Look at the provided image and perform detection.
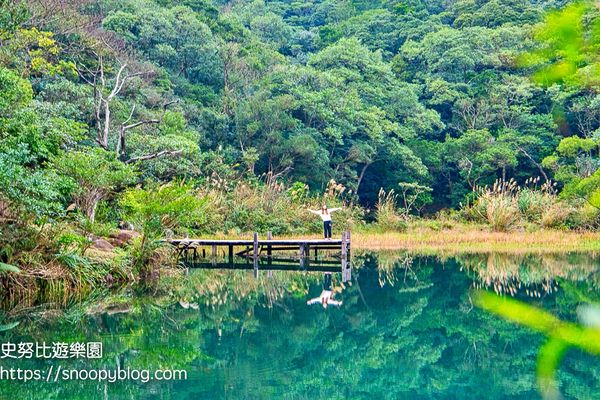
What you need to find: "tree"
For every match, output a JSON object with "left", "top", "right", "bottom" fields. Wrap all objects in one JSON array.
[
  {"left": 53, "top": 148, "right": 137, "bottom": 222},
  {"left": 120, "top": 182, "right": 208, "bottom": 273},
  {"left": 76, "top": 54, "right": 186, "bottom": 165},
  {"left": 444, "top": 129, "right": 518, "bottom": 191},
  {"left": 0, "top": 66, "right": 32, "bottom": 116}
]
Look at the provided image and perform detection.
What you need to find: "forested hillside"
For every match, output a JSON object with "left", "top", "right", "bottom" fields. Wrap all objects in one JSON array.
[{"left": 2, "top": 0, "right": 600, "bottom": 279}]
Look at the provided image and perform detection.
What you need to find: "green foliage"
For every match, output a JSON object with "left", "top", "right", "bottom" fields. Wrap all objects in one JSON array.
[
  {"left": 53, "top": 148, "right": 137, "bottom": 222},
  {"left": 120, "top": 181, "right": 208, "bottom": 237},
  {"left": 475, "top": 290, "right": 600, "bottom": 399},
  {"left": 0, "top": 66, "right": 32, "bottom": 115},
  {"left": 444, "top": 129, "right": 518, "bottom": 189},
  {"left": 556, "top": 136, "right": 596, "bottom": 158},
  {"left": 0, "top": 27, "right": 76, "bottom": 77},
  {"left": 0, "top": 147, "right": 72, "bottom": 220},
  {"left": 0, "top": 0, "right": 29, "bottom": 40},
  {"left": 120, "top": 181, "right": 208, "bottom": 273},
  {"left": 0, "top": 262, "right": 20, "bottom": 274},
  {"left": 519, "top": 1, "right": 600, "bottom": 88}
]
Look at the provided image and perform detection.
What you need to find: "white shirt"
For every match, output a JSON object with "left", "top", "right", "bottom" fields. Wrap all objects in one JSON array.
[
  {"left": 307, "top": 291, "right": 343, "bottom": 308},
  {"left": 309, "top": 208, "right": 341, "bottom": 221}
]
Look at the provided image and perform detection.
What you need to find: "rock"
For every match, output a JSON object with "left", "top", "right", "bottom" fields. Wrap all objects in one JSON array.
[
  {"left": 93, "top": 238, "right": 114, "bottom": 251},
  {"left": 108, "top": 230, "right": 140, "bottom": 247}
]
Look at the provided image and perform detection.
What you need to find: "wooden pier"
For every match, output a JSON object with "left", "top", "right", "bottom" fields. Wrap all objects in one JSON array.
[
  {"left": 168, "top": 231, "right": 350, "bottom": 260},
  {"left": 167, "top": 231, "right": 351, "bottom": 280}
]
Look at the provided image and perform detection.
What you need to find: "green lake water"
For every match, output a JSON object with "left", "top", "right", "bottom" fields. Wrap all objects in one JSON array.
[{"left": 0, "top": 252, "right": 599, "bottom": 399}]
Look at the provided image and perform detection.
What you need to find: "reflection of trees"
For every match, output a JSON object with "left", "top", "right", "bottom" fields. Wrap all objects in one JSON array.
[
  {"left": 454, "top": 253, "right": 599, "bottom": 298},
  {"left": 0, "top": 254, "right": 598, "bottom": 399}
]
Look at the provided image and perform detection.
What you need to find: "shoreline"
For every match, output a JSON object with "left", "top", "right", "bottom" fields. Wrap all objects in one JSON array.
[
  {"left": 278, "top": 226, "right": 600, "bottom": 255},
  {"left": 2, "top": 226, "right": 599, "bottom": 311}
]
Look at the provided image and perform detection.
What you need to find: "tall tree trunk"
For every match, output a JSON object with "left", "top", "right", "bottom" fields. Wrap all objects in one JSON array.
[{"left": 356, "top": 162, "right": 372, "bottom": 194}]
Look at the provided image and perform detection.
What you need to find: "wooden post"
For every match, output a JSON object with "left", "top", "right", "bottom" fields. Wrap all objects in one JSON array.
[
  {"left": 347, "top": 230, "right": 351, "bottom": 257},
  {"left": 228, "top": 244, "right": 233, "bottom": 263},
  {"left": 267, "top": 231, "right": 272, "bottom": 258},
  {"left": 202, "top": 248, "right": 206, "bottom": 258},
  {"left": 342, "top": 260, "right": 350, "bottom": 283},
  {"left": 266, "top": 231, "right": 273, "bottom": 274},
  {"left": 299, "top": 244, "right": 305, "bottom": 269},
  {"left": 253, "top": 232, "right": 259, "bottom": 276},
  {"left": 342, "top": 231, "right": 350, "bottom": 282}
]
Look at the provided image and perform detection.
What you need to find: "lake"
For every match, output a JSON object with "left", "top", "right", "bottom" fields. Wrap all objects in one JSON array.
[{"left": 0, "top": 252, "right": 598, "bottom": 399}]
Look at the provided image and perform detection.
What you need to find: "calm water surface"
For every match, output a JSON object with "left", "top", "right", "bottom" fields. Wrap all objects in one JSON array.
[{"left": 1, "top": 252, "right": 599, "bottom": 399}]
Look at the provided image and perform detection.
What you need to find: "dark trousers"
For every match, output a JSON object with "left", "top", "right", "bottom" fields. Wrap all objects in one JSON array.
[
  {"left": 323, "top": 220, "right": 332, "bottom": 238},
  {"left": 323, "top": 272, "right": 332, "bottom": 290}
]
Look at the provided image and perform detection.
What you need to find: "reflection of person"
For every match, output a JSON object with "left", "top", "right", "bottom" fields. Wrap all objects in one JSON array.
[
  {"left": 307, "top": 272, "right": 342, "bottom": 308},
  {"left": 308, "top": 205, "right": 341, "bottom": 239}
]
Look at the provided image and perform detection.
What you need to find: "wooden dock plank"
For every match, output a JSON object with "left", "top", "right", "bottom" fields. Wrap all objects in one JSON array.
[{"left": 168, "top": 239, "right": 343, "bottom": 246}]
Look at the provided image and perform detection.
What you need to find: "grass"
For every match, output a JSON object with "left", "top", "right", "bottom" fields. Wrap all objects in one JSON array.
[
  {"left": 256, "top": 222, "right": 600, "bottom": 254},
  {"left": 349, "top": 224, "right": 600, "bottom": 254}
]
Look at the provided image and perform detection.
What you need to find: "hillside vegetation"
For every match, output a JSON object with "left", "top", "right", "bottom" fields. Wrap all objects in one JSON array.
[{"left": 2, "top": 0, "right": 600, "bottom": 288}]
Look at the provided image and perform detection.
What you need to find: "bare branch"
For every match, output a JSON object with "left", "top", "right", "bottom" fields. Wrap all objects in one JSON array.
[
  {"left": 125, "top": 150, "right": 184, "bottom": 164},
  {"left": 116, "top": 100, "right": 178, "bottom": 157}
]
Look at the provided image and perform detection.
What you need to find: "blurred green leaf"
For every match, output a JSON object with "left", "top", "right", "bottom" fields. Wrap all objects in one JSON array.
[
  {"left": 474, "top": 290, "right": 600, "bottom": 399},
  {"left": 0, "top": 262, "right": 20, "bottom": 274},
  {"left": 0, "top": 321, "right": 19, "bottom": 331}
]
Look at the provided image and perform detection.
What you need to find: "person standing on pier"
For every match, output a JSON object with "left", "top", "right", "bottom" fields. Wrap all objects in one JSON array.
[{"left": 308, "top": 205, "right": 341, "bottom": 239}]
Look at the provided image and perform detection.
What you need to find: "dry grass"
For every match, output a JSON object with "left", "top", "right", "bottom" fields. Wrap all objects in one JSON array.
[{"left": 349, "top": 224, "right": 600, "bottom": 254}]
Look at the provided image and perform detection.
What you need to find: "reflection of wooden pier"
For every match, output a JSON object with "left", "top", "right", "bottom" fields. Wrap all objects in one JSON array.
[{"left": 167, "top": 231, "right": 351, "bottom": 281}]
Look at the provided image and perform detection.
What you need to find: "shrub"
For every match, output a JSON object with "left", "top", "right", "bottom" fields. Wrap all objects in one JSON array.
[
  {"left": 120, "top": 182, "right": 208, "bottom": 275},
  {"left": 540, "top": 203, "right": 574, "bottom": 229},
  {"left": 199, "top": 177, "right": 362, "bottom": 236},
  {"left": 375, "top": 189, "right": 407, "bottom": 231},
  {"left": 472, "top": 179, "right": 520, "bottom": 232},
  {"left": 517, "top": 178, "right": 559, "bottom": 222},
  {"left": 463, "top": 178, "right": 581, "bottom": 231}
]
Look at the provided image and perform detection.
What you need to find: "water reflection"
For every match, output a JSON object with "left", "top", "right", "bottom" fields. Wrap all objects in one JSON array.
[
  {"left": 0, "top": 252, "right": 598, "bottom": 399},
  {"left": 454, "top": 253, "right": 600, "bottom": 297},
  {"left": 307, "top": 273, "right": 343, "bottom": 308}
]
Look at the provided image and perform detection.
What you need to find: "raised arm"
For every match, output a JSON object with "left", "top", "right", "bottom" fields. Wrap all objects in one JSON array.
[
  {"left": 307, "top": 209, "right": 320, "bottom": 215},
  {"left": 307, "top": 297, "right": 321, "bottom": 305},
  {"left": 327, "top": 299, "right": 343, "bottom": 307},
  {"left": 328, "top": 207, "right": 342, "bottom": 213}
]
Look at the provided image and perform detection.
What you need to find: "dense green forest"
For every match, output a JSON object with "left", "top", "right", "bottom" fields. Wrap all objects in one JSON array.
[{"left": 2, "top": 0, "right": 600, "bottom": 279}]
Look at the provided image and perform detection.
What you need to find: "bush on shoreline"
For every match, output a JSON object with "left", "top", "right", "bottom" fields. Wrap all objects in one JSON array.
[{"left": 461, "top": 178, "right": 599, "bottom": 231}]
